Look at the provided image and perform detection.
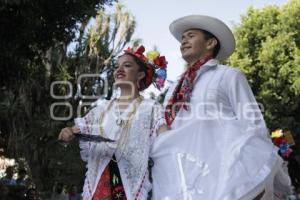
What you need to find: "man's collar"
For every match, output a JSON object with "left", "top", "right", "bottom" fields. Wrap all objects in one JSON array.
[
  {"left": 196, "top": 58, "right": 218, "bottom": 77},
  {"left": 175, "top": 58, "right": 218, "bottom": 81},
  {"left": 202, "top": 58, "right": 218, "bottom": 67}
]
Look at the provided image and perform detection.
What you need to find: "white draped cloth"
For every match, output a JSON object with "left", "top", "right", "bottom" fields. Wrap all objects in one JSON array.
[
  {"left": 151, "top": 120, "right": 290, "bottom": 200},
  {"left": 151, "top": 59, "right": 292, "bottom": 200}
]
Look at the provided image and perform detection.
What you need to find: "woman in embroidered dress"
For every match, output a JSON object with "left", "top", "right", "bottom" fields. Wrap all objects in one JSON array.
[{"left": 58, "top": 45, "right": 168, "bottom": 200}]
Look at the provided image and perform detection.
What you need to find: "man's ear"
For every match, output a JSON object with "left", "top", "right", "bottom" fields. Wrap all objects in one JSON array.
[{"left": 206, "top": 37, "right": 218, "bottom": 51}]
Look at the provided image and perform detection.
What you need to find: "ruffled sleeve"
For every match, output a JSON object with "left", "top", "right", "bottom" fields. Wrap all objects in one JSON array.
[
  {"left": 74, "top": 108, "right": 96, "bottom": 162},
  {"left": 217, "top": 125, "right": 291, "bottom": 200},
  {"left": 150, "top": 102, "right": 167, "bottom": 142},
  {"left": 74, "top": 100, "right": 106, "bottom": 162},
  {"left": 74, "top": 112, "right": 94, "bottom": 135},
  {"left": 221, "top": 68, "right": 268, "bottom": 135}
]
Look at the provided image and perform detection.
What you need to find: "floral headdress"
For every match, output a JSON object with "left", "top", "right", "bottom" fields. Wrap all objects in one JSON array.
[
  {"left": 271, "top": 129, "right": 293, "bottom": 158},
  {"left": 123, "top": 45, "right": 167, "bottom": 90}
]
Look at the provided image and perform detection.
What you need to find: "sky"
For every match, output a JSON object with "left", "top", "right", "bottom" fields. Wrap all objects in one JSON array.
[
  {"left": 117, "top": 0, "right": 288, "bottom": 82},
  {"left": 68, "top": 0, "right": 288, "bottom": 96}
]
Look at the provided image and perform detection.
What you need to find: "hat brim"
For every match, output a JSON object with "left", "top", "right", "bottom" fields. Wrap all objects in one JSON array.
[{"left": 169, "top": 15, "right": 235, "bottom": 60}]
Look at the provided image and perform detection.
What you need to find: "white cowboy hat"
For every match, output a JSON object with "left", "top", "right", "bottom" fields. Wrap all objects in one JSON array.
[{"left": 169, "top": 15, "right": 235, "bottom": 60}]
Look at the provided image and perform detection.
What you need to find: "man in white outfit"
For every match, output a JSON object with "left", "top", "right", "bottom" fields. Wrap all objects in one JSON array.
[{"left": 151, "top": 15, "right": 292, "bottom": 200}]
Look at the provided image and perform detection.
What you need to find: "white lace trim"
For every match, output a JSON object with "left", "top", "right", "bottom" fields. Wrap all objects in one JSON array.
[{"left": 75, "top": 99, "right": 164, "bottom": 200}]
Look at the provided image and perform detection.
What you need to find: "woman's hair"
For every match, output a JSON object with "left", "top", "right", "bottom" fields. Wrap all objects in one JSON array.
[{"left": 122, "top": 53, "right": 153, "bottom": 91}]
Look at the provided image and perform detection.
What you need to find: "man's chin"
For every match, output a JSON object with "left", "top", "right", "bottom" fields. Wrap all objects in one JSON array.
[{"left": 181, "top": 54, "right": 194, "bottom": 64}]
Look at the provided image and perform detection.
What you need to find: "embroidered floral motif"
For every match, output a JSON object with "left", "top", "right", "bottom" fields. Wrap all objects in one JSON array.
[{"left": 165, "top": 56, "right": 212, "bottom": 126}]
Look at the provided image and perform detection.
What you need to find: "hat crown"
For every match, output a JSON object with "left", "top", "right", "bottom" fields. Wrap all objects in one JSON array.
[{"left": 169, "top": 15, "right": 235, "bottom": 60}]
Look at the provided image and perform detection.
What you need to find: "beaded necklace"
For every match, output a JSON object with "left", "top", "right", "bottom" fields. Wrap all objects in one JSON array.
[{"left": 98, "top": 96, "right": 144, "bottom": 162}]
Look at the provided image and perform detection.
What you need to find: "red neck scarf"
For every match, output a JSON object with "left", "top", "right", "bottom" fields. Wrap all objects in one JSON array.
[{"left": 165, "top": 56, "right": 212, "bottom": 126}]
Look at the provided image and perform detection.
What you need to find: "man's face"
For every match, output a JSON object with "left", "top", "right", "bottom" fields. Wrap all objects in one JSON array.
[{"left": 180, "top": 29, "right": 212, "bottom": 64}]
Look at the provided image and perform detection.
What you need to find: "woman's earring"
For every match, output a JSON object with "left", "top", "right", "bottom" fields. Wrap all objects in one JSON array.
[{"left": 136, "top": 81, "right": 140, "bottom": 90}]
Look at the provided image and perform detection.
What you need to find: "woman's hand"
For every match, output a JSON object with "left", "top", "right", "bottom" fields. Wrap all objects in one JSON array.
[{"left": 58, "top": 126, "right": 80, "bottom": 142}]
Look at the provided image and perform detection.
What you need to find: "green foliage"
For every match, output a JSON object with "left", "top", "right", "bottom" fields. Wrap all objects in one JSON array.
[
  {"left": 229, "top": 0, "right": 300, "bottom": 134},
  {"left": 0, "top": 1, "right": 137, "bottom": 194},
  {"left": 79, "top": 2, "right": 137, "bottom": 99},
  {"left": 0, "top": 0, "right": 125, "bottom": 194},
  {"left": 0, "top": 0, "right": 115, "bottom": 86}
]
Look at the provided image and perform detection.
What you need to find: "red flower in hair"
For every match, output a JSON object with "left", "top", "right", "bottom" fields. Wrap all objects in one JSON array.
[
  {"left": 272, "top": 136, "right": 286, "bottom": 146},
  {"left": 122, "top": 45, "right": 168, "bottom": 90},
  {"left": 154, "top": 56, "right": 168, "bottom": 68},
  {"left": 123, "top": 45, "right": 147, "bottom": 62}
]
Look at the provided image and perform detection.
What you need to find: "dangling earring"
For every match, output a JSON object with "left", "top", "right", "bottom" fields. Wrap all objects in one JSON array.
[{"left": 136, "top": 80, "right": 140, "bottom": 90}]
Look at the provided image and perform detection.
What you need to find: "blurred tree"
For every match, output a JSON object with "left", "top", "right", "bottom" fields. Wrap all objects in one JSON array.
[
  {"left": 0, "top": 0, "right": 114, "bottom": 87},
  {"left": 81, "top": 2, "right": 137, "bottom": 99},
  {"left": 228, "top": 0, "right": 300, "bottom": 136},
  {"left": 0, "top": 0, "right": 141, "bottom": 194}
]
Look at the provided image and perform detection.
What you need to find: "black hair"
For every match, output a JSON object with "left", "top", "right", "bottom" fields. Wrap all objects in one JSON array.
[{"left": 201, "top": 29, "right": 221, "bottom": 58}]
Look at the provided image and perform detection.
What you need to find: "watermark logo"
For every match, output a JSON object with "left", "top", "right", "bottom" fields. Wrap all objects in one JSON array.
[
  {"left": 50, "top": 73, "right": 109, "bottom": 120},
  {"left": 50, "top": 74, "right": 266, "bottom": 123}
]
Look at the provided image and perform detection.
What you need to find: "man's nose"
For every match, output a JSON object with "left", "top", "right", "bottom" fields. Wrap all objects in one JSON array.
[{"left": 181, "top": 38, "right": 188, "bottom": 47}]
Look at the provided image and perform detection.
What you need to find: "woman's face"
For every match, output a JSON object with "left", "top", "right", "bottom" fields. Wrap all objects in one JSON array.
[{"left": 113, "top": 54, "right": 145, "bottom": 90}]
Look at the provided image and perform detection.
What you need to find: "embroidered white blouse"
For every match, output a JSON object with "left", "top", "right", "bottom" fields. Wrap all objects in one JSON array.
[
  {"left": 75, "top": 98, "right": 165, "bottom": 200},
  {"left": 151, "top": 59, "right": 292, "bottom": 200}
]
